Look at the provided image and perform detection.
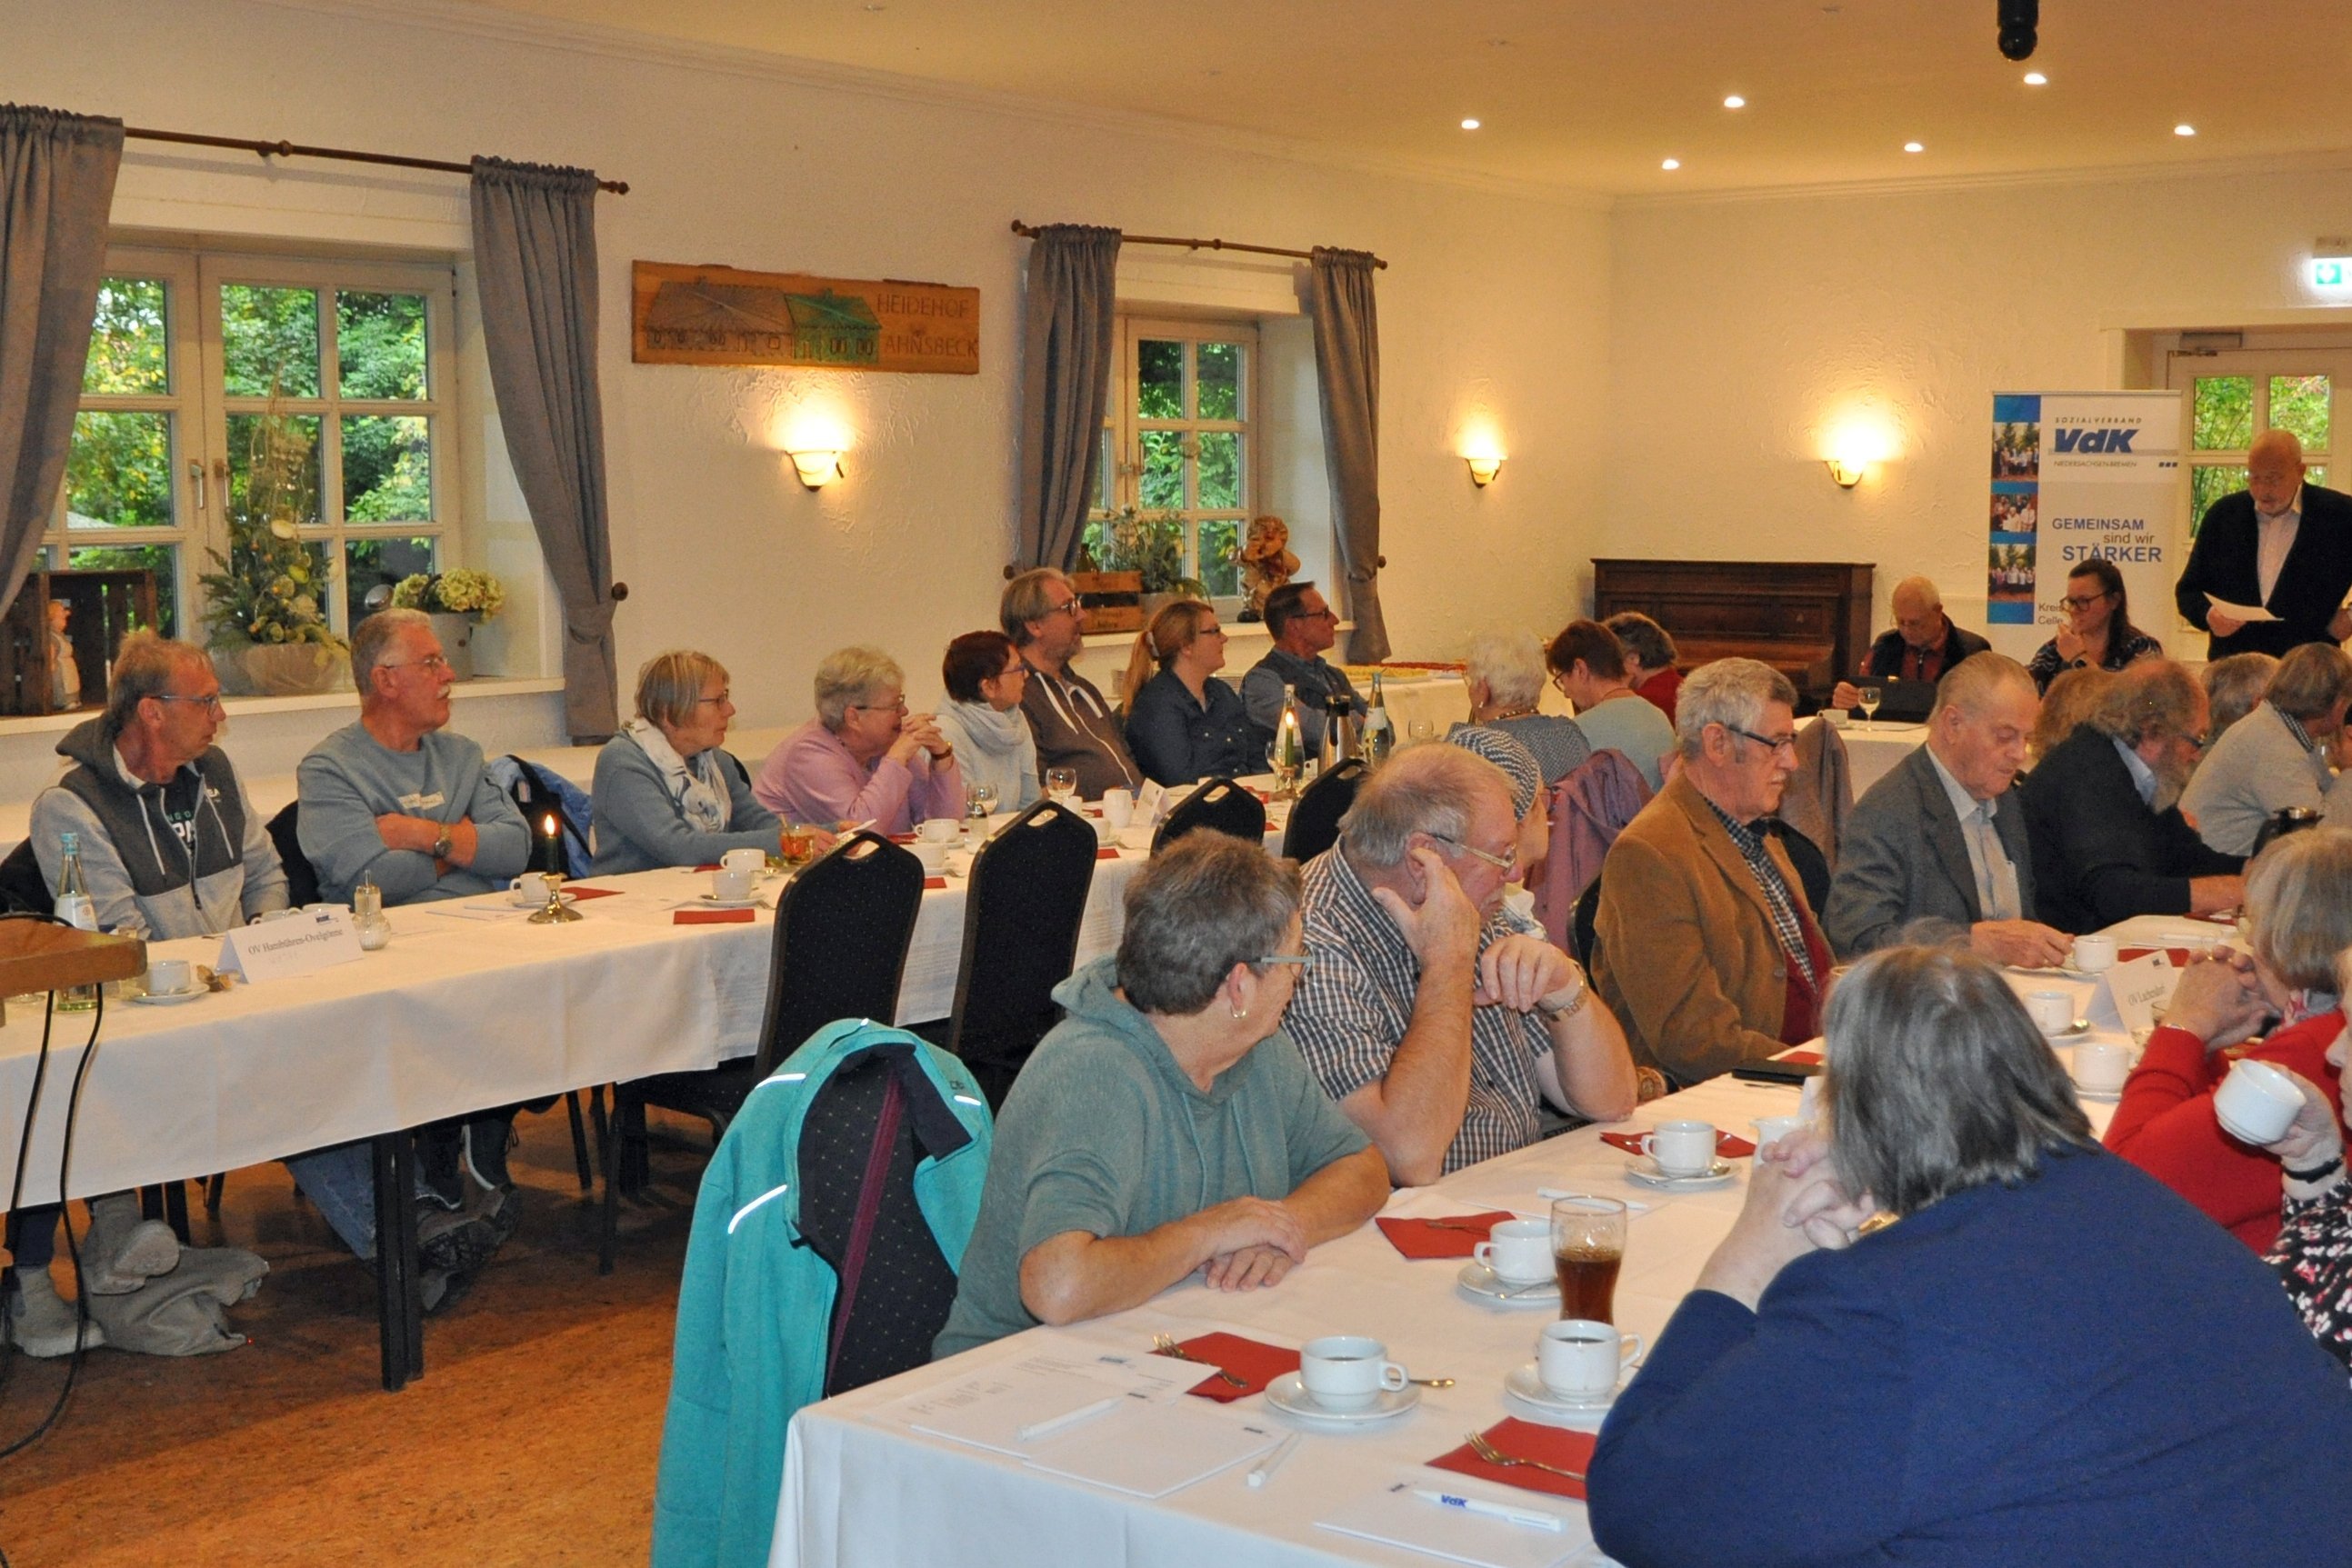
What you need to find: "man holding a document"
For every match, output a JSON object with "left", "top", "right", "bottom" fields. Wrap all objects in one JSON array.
[{"left": 2174, "top": 428, "right": 2352, "bottom": 657}]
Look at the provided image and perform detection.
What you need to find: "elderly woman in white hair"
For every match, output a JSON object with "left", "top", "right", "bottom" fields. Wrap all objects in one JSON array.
[
  {"left": 593, "top": 650, "right": 786, "bottom": 874},
  {"left": 754, "top": 645, "right": 964, "bottom": 835},
  {"left": 1456, "top": 628, "right": 1590, "bottom": 784}
]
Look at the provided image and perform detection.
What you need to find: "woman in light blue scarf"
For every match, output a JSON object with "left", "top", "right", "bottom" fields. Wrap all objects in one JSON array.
[
  {"left": 592, "top": 650, "right": 782, "bottom": 874},
  {"left": 933, "top": 630, "right": 1041, "bottom": 814}
]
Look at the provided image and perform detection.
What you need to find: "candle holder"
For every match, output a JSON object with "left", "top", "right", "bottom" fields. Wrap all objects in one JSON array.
[{"left": 528, "top": 871, "right": 585, "bottom": 924}]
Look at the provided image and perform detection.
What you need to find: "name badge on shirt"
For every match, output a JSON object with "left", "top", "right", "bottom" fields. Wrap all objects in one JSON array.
[{"left": 397, "top": 791, "right": 445, "bottom": 813}]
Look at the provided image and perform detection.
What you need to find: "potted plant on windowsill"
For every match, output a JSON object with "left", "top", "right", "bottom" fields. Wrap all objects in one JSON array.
[
  {"left": 199, "top": 404, "right": 350, "bottom": 696},
  {"left": 1083, "top": 507, "right": 1206, "bottom": 621},
  {"left": 389, "top": 569, "right": 505, "bottom": 682}
]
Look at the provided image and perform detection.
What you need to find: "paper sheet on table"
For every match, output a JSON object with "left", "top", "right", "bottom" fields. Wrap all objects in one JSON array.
[
  {"left": 419, "top": 901, "right": 538, "bottom": 922},
  {"left": 1317, "top": 1477, "right": 1582, "bottom": 1568},
  {"left": 1021, "top": 1398, "right": 1282, "bottom": 1498},
  {"left": 895, "top": 1350, "right": 1184, "bottom": 1457},
  {"left": 2205, "top": 594, "right": 2278, "bottom": 623}
]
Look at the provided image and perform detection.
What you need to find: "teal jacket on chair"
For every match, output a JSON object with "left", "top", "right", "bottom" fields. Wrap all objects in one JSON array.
[{"left": 650, "top": 1020, "right": 994, "bottom": 1568}]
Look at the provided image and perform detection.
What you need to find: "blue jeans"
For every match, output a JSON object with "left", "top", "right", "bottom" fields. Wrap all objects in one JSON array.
[{"left": 283, "top": 1143, "right": 383, "bottom": 1261}]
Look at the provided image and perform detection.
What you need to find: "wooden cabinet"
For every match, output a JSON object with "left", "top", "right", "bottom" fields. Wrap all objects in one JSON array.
[{"left": 1591, "top": 559, "right": 1873, "bottom": 703}]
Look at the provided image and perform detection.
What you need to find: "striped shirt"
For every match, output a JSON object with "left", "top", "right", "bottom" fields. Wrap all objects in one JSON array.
[
  {"left": 1701, "top": 797, "right": 1818, "bottom": 989},
  {"left": 1286, "top": 848, "right": 1556, "bottom": 1174}
]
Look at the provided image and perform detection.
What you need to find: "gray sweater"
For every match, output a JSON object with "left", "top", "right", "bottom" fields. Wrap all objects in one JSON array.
[
  {"left": 2178, "top": 701, "right": 2352, "bottom": 856},
  {"left": 295, "top": 721, "right": 530, "bottom": 904},
  {"left": 589, "top": 733, "right": 778, "bottom": 875}
]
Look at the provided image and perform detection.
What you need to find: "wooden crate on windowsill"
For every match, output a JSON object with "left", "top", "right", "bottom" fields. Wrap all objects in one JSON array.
[{"left": 1070, "top": 570, "right": 1143, "bottom": 634}]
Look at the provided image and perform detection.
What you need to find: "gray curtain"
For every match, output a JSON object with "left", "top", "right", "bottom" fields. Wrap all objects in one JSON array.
[
  {"left": 1306, "top": 247, "right": 1388, "bottom": 662},
  {"left": 0, "top": 105, "right": 123, "bottom": 622},
  {"left": 469, "top": 156, "right": 618, "bottom": 741},
  {"left": 1014, "top": 224, "right": 1120, "bottom": 574}
]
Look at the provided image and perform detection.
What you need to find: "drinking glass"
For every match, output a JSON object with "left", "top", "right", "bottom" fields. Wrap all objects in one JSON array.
[
  {"left": 1265, "top": 742, "right": 1300, "bottom": 800},
  {"left": 1045, "top": 767, "right": 1079, "bottom": 806},
  {"left": 1550, "top": 1194, "right": 1628, "bottom": 1323},
  {"left": 1857, "top": 684, "right": 1882, "bottom": 729},
  {"left": 779, "top": 824, "right": 816, "bottom": 869},
  {"left": 1407, "top": 718, "right": 1435, "bottom": 743},
  {"left": 965, "top": 781, "right": 999, "bottom": 821}
]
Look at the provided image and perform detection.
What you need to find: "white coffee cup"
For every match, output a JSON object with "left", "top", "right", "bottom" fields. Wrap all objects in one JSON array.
[
  {"left": 2071, "top": 934, "right": 2117, "bottom": 973},
  {"left": 2024, "top": 990, "right": 2074, "bottom": 1035},
  {"left": 912, "top": 840, "right": 951, "bottom": 874},
  {"left": 1298, "top": 1334, "right": 1407, "bottom": 1412},
  {"left": 1639, "top": 1119, "right": 1718, "bottom": 1177},
  {"left": 720, "top": 847, "right": 766, "bottom": 874},
  {"left": 1536, "top": 1319, "right": 1646, "bottom": 1401},
  {"left": 916, "top": 818, "right": 959, "bottom": 844},
  {"left": 145, "top": 958, "right": 194, "bottom": 995},
  {"left": 508, "top": 872, "right": 557, "bottom": 906},
  {"left": 1473, "top": 1217, "right": 1552, "bottom": 1284},
  {"left": 2071, "top": 1039, "right": 2131, "bottom": 1095},
  {"left": 1751, "top": 1114, "right": 1806, "bottom": 1153},
  {"left": 1101, "top": 788, "right": 1136, "bottom": 829},
  {"left": 712, "top": 866, "right": 755, "bottom": 902},
  {"left": 2214, "top": 1058, "right": 2305, "bottom": 1145}
]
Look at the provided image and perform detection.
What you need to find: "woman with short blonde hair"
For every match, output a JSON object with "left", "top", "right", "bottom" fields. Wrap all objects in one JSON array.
[
  {"left": 592, "top": 650, "right": 783, "bottom": 874},
  {"left": 1120, "top": 599, "right": 1256, "bottom": 787}
]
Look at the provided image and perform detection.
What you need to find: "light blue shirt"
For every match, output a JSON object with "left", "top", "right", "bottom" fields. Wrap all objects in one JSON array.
[{"left": 2111, "top": 736, "right": 2158, "bottom": 807}]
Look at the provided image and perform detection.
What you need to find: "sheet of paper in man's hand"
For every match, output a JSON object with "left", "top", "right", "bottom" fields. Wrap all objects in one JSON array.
[{"left": 2205, "top": 594, "right": 2278, "bottom": 624}]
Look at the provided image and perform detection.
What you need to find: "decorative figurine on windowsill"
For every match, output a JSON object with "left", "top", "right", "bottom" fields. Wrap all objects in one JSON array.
[
  {"left": 1237, "top": 514, "right": 1298, "bottom": 622},
  {"left": 48, "top": 599, "right": 81, "bottom": 712}
]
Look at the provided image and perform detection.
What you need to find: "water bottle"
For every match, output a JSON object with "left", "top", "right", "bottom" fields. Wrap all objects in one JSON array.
[
  {"left": 54, "top": 831, "right": 98, "bottom": 1012},
  {"left": 1360, "top": 672, "right": 1396, "bottom": 767}
]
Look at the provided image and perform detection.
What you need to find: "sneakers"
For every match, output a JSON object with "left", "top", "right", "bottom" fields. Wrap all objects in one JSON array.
[
  {"left": 414, "top": 1125, "right": 468, "bottom": 1212},
  {"left": 4, "top": 1270, "right": 102, "bottom": 1358},
  {"left": 461, "top": 1116, "right": 516, "bottom": 1193},
  {"left": 421, "top": 1264, "right": 479, "bottom": 1317},
  {"left": 81, "top": 1193, "right": 181, "bottom": 1295},
  {"left": 415, "top": 1203, "right": 502, "bottom": 1276}
]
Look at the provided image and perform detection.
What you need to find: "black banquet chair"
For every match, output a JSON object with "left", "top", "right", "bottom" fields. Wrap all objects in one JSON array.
[
  {"left": 266, "top": 800, "right": 322, "bottom": 907},
  {"left": 941, "top": 798, "right": 1098, "bottom": 1108},
  {"left": 1279, "top": 757, "right": 1365, "bottom": 864},
  {"left": 602, "top": 830, "right": 926, "bottom": 1272},
  {"left": 1152, "top": 777, "right": 1267, "bottom": 854}
]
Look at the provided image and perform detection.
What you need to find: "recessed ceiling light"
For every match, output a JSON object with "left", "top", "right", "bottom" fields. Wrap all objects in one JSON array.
[
  {"left": 1723, "top": 95, "right": 1746, "bottom": 109},
  {"left": 1661, "top": 157, "right": 1681, "bottom": 170},
  {"left": 2023, "top": 71, "right": 2047, "bottom": 85},
  {"left": 1904, "top": 141, "right": 1924, "bottom": 154},
  {"left": 1461, "top": 117, "right": 1481, "bottom": 131},
  {"left": 2175, "top": 123, "right": 2197, "bottom": 136}
]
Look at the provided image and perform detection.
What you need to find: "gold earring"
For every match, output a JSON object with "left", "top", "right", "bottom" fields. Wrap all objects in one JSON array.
[{"left": 1231, "top": 1005, "right": 1248, "bottom": 1021}]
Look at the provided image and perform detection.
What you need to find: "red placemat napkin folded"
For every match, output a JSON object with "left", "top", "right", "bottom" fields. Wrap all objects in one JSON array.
[
  {"left": 1779, "top": 1049, "right": 1822, "bottom": 1065},
  {"left": 1096, "top": 846, "right": 1121, "bottom": 860},
  {"left": 675, "top": 908, "right": 755, "bottom": 924},
  {"left": 924, "top": 876, "right": 947, "bottom": 890},
  {"left": 1375, "top": 1209, "right": 1517, "bottom": 1260},
  {"left": 1429, "top": 1420, "right": 1596, "bottom": 1501},
  {"left": 1164, "top": 1332, "right": 1300, "bottom": 1402},
  {"left": 888, "top": 833, "right": 918, "bottom": 844},
  {"left": 2119, "top": 946, "right": 2193, "bottom": 966},
  {"left": 1599, "top": 1130, "right": 1756, "bottom": 1157},
  {"left": 692, "top": 863, "right": 722, "bottom": 873},
  {"left": 565, "top": 885, "right": 622, "bottom": 901}
]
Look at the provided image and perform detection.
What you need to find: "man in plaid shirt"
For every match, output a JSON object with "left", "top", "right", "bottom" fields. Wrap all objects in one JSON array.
[{"left": 1286, "top": 745, "right": 1638, "bottom": 1183}]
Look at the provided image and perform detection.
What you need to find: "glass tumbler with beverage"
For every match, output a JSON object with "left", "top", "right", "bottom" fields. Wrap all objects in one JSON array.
[{"left": 1550, "top": 1194, "right": 1628, "bottom": 1323}]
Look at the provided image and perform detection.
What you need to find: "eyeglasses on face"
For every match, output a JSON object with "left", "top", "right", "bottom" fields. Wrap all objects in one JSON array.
[
  {"left": 851, "top": 697, "right": 909, "bottom": 715},
  {"left": 1726, "top": 725, "right": 1799, "bottom": 757},
  {"left": 1041, "top": 596, "right": 1082, "bottom": 619},
  {"left": 692, "top": 689, "right": 732, "bottom": 706},
  {"left": 155, "top": 692, "right": 226, "bottom": 714},
  {"left": 381, "top": 654, "right": 452, "bottom": 674},
  {"left": 2060, "top": 593, "right": 2115, "bottom": 611},
  {"left": 1254, "top": 953, "right": 1314, "bottom": 972},
  {"left": 1424, "top": 831, "right": 1518, "bottom": 875}
]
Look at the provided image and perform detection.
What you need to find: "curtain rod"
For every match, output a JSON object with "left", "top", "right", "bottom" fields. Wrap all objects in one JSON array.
[
  {"left": 123, "top": 126, "right": 630, "bottom": 195},
  {"left": 1009, "top": 219, "right": 1384, "bottom": 269}
]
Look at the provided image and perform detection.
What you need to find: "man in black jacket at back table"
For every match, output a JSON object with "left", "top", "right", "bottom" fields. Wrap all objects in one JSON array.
[
  {"left": 2174, "top": 428, "right": 2352, "bottom": 657},
  {"left": 1829, "top": 576, "right": 1991, "bottom": 712}
]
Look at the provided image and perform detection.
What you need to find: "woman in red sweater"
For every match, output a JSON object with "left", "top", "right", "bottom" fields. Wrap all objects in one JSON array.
[{"left": 2106, "top": 828, "right": 2352, "bottom": 1252}]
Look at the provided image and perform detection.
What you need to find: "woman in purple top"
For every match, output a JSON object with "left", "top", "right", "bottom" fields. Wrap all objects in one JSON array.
[{"left": 753, "top": 645, "right": 964, "bottom": 834}]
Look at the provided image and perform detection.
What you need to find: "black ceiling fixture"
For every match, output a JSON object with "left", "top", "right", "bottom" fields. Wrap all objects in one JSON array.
[{"left": 1998, "top": 0, "right": 2039, "bottom": 60}]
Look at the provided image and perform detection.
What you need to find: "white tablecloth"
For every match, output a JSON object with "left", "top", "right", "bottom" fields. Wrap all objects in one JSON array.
[{"left": 1802, "top": 716, "right": 1924, "bottom": 799}]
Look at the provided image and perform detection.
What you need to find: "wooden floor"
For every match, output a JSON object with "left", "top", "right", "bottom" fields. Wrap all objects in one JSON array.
[{"left": 0, "top": 1108, "right": 712, "bottom": 1566}]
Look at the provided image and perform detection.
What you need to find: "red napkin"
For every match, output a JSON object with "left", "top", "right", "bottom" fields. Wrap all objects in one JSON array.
[
  {"left": 675, "top": 908, "right": 755, "bottom": 924},
  {"left": 1096, "top": 845, "right": 1121, "bottom": 860},
  {"left": 1375, "top": 1209, "right": 1517, "bottom": 1260},
  {"left": 924, "top": 876, "right": 947, "bottom": 890},
  {"left": 1779, "top": 1049, "right": 1822, "bottom": 1065},
  {"left": 888, "top": 833, "right": 918, "bottom": 844},
  {"left": 1600, "top": 1129, "right": 1755, "bottom": 1158},
  {"left": 2119, "top": 946, "right": 2193, "bottom": 966},
  {"left": 565, "top": 884, "right": 622, "bottom": 901},
  {"left": 1163, "top": 1332, "right": 1300, "bottom": 1402},
  {"left": 1429, "top": 1420, "right": 1596, "bottom": 1501},
  {"left": 692, "top": 863, "right": 722, "bottom": 873}
]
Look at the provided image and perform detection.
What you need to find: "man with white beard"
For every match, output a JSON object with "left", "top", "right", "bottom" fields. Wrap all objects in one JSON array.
[{"left": 2020, "top": 659, "right": 2246, "bottom": 932}]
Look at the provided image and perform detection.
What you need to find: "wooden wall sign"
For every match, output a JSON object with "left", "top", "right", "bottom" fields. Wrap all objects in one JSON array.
[{"left": 632, "top": 261, "right": 979, "bottom": 375}]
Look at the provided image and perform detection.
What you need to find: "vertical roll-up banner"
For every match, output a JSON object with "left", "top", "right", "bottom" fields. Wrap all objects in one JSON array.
[{"left": 1987, "top": 392, "right": 2187, "bottom": 664}]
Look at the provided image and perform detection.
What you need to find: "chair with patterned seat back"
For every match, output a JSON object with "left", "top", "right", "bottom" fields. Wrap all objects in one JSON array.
[
  {"left": 604, "top": 831, "right": 926, "bottom": 1272},
  {"left": 1151, "top": 777, "right": 1266, "bottom": 854},
  {"left": 1280, "top": 757, "right": 1365, "bottom": 864},
  {"left": 265, "top": 801, "right": 321, "bottom": 907},
  {"left": 944, "top": 798, "right": 1098, "bottom": 1108}
]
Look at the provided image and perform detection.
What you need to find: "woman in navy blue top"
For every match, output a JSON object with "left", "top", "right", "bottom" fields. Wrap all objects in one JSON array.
[
  {"left": 1589, "top": 945, "right": 2352, "bottom": 1568},
  {"left": 1119, "top": 600, "right": 1257, "bottom": 786}
]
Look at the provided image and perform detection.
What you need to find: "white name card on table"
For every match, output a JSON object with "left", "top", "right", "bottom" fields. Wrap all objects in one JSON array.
[
  {"left": 1134, "top": 780, "right": 1169, "bottom": 824},
  {"left": 217, "top": 906, "right": 365, "bottom": 984},
  {"left": 2096, "top": 950, "right": 2177, "bottom": 1036}
]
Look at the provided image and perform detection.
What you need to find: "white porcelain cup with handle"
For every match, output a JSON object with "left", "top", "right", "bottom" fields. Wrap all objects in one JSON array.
[
  {"left": 145, "top": 958, "right": 195, "bottom": 995},
  {"left": 508, "top": 872, "right": 557, "bottom": 906},
  {"left": 916, "top": 818, "right": 959, "bottom": 844},
  {"left": 2071, "top": 934, "right": 2117, "bottom": 973},
  {"left": 2071, "top": 1040, "right": 2131, "bottom": 1094},
  {"left": 1297, "top": 1334, "right": 1408, "bottom": 1412},
  {"left": 1751, "top": 1114, "right": 1807, "bottom": 1153},
  {"left": 1100, "top": 788, "right": 1136, "bottom": 829},
  {"left": 2025, "top": 990, "right": 2074, "bottom": 1035},
  {"left": 1472, "top": 1218, "right": 1552, "bottom": 1284},
  {"left": 2214, "top": 1058, "right": 2305, "bottom": 1145},
  {"left": 720, "top": 847, "right": 766, "bottom": 874},
  {"left": 712, "top": 866, "right": 756, "bottom": 902},
  {"left": 1639, "top": 1119, "right": 1718, "bottom": 1177},
  {"left": 1536, "top": 1319, "right": 1646, "bottom": 1401}
]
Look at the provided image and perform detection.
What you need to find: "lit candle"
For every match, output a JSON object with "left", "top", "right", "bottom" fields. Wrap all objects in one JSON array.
[{"left": 538, "top": 812, "right": 562, "bottom": 874}]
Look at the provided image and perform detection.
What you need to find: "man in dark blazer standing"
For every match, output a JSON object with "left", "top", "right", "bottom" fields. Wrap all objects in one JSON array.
[
  {"left": 1825, "top": 654, "right": 2071, "bottom": 964},
  {"left": 2174, "top": 428, "right": 2352, "bottom": 657}
]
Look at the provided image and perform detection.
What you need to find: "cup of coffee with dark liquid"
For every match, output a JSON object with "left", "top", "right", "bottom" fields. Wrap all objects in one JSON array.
[{"left": 1549, "top": 1194, "right": 1628, "bottom": 1323}]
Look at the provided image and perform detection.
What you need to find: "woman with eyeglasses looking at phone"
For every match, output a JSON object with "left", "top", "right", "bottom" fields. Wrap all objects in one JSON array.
[
  {"left": 2027, "top": 558, "right": 2163, "bottom": 694},
  {"left": 754, "top": 645, "right": 963, "bottom": 834}
]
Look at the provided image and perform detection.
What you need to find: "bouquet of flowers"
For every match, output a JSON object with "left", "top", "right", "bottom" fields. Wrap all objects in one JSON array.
[
  {"left": 198, "top": 404, "right": 343, "bottom": 650},
  {"left": 391, "top": 567, "right": 505, "bottom": 620}
]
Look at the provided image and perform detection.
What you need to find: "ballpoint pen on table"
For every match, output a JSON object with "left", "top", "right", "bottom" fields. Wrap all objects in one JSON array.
[
  {"left": 1246, "top": 1432, "right": 1301, "bottom": 1487},
  {"left": 1407, "top": 1486, "right": 1566, "bottom": 1533},
  {"left": 1015, "top": 1393, "right": 1124, "bottom": 1443}
]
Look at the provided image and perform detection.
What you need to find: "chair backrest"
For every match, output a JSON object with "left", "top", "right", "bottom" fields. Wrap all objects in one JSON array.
[
  {"left": 1535, "top": 749, "right": 1654, "bottom": 952},
  {"left": 1770, "top": 820, "right": 1834, "bottom": 917},
  {"left": 1152, "top": 777, "right": 1267, "bottom": 854},
  {"left": 0, "top": 839, "right": 50, "bottom": 915},
  {"left": 1779, "top": 719, "right": 1853, "bottom": 870},
  {"left": 265, "top": 801, "right": 321, "bottom": 906},
  {"left": 752, "top": 832, "right": 926, "bottom": 1077},
  {"left": 496, "top": 755, "right": 595, "bottom": 877},
  {"left": 1280, "top": 757, "right": 1365, "bottom": 864},
  {"left": 945, "top": 799, "right": 1098, "bottom": 1106},
  {"left": 1571, "top": 867, "right": 1605, "bottom": 970}
]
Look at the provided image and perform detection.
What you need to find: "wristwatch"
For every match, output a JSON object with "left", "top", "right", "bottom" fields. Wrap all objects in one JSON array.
[
  {"left": 1536, "top": 963, "right": 1590, "bottom": 1018},
  {"left": 430, "top": 825, "right": 454, "bottom": 861}
]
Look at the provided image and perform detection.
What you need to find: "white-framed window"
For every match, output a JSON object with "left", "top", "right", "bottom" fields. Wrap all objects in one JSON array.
[
  {"left": 2170, "top": 349, "right": 2338, "bottom": 532},
  {"left": 53, "top": 243, "right": 460, "bottom": 641},
  {"left": 1088, "top": 315, "right": 1259, "bottom": 598}
]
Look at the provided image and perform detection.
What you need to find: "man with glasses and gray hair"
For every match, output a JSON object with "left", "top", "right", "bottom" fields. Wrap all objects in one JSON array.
[
  {"left": 1594, "top": 657, "right": 1832, "bottom": 1088},
  {"left": 1240, "top": 581, "right": 1357, "bottom": 760},
  {"left": 1001, "top": 566, "right": 1140, "bottom": 800},
  {"left": 1286, "top": 744, "right": 1636, "bottom": 1185}
]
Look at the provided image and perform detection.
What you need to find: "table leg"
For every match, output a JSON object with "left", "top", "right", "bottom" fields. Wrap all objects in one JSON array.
[{"left": 371, "top": 1130, "right": 425, "bottom": 1392}]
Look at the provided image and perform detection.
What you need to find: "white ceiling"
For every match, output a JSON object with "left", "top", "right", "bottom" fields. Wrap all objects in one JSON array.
[{"left": 438, "top": 0, "right": 2352, "bottom": 195}]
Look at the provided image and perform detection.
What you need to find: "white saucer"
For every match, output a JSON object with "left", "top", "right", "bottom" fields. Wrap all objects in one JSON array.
[
  {"left": 2073, "top": 1086, "right": 2122, "bottom": 1104},
  {"left": 1456, "top": 1260, "right": 1558, "bottom": 1306},
  {"left": 696, "top": 894, "right": 760, "bottom": 910},
  {"left": 2040, "top": 1020, "right": 2091, "bottom": 1040},
  {"left": 1625, "top": 1156, "right": 1735, "bottom": 1190},
  {"left": 132, "top": 984, "right": 207, "bottom": 1006},
  {"left": 1263, "top": 1372, "right": 1421, "bottom": 1425},
  {"left": 509, "top": 891, "right": 579, "bottom": 909},
  {"left": 1504, "top": 1362, "right": 1625, "bottom": 1415}
]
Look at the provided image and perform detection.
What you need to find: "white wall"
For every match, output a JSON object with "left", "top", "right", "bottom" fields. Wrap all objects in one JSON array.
[
  {"left": 1601, "top": 162, "right": 2352, "bottom": 638},
  {"left": 9, "top": 0, "right": 1615, "bottom": 743}
]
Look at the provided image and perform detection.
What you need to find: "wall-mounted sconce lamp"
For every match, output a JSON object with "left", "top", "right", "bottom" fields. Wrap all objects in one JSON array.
[
  {"left": 787, "top": 449, "right": 846, "bottom": 489},
  {"left": 1465, "top": 454, "right": 1504, "bottom": 487},
  {"left": 1825, "top": 457, "right": 1867, "bottom": 489}
]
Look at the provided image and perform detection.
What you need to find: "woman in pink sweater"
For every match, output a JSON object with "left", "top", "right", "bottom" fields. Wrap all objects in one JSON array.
[{"left": 754, "top": 645, "right": 964, "bottom": 835}]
